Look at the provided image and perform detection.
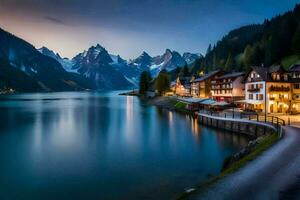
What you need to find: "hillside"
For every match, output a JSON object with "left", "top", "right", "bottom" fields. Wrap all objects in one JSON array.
[
  {"left": 193, "top": 4, "right": 300, "bottom": 73},
  {"left": 0, "top": 27, "right": 95, "bottom": 92}
]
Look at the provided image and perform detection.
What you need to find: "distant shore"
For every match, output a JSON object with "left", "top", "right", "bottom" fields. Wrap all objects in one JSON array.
[{"left": 119, "top": 90, "right": 139, "bottom": 96}]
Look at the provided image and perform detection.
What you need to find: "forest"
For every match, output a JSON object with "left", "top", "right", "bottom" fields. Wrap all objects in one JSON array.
[{"left": 191, "top": 4, "right": 300, "bottom": 74}]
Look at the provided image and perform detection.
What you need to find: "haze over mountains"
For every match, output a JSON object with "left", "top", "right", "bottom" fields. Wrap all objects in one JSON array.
[
  {"left": 38, "top": 44, "right": 201, "bottom": 90},
  {"left": 0, "top": 25, "right": 200, "bottom": 92},
  {"left": 3, "top": 4, "right": 300, "bottom": 93},
  {"left": 0, "top": 28, "right": 95, "bottom": 92}
]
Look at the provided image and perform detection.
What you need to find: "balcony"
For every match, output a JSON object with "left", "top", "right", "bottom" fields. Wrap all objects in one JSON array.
[
  {"left": 247, "top": 88, "right": 261, "bottom": 92},
  {"left": 247, "top": 77, "right": 262, "bottom": 82},
  {"left": 269, "top": 86, "right": 290, "bottom": 92}
]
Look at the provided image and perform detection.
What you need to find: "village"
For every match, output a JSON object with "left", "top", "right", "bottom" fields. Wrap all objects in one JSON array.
[{"left": 167, "top": 64, "right": 300, "bottom": 119}]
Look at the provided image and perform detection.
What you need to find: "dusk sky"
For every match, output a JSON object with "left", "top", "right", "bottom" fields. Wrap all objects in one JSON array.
[{"left": 0, "top": 0, "right": 300, "bottom": 59}]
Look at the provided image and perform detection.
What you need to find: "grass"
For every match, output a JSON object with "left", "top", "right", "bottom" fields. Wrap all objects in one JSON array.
[
  {"left": 176, "top": 133, "right": 280, "bottom": 200},
  {"left": 221, "top": 133, "right": 279, "bottom": 175},
  {"left": 173, "top": 100, "right": 194, "bottom": 115},
  {"left": 174, "top": 101, "right": 188, "bottom": 109}
]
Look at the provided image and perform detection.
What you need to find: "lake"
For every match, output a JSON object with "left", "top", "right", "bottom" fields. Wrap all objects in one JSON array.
[{"left": 0, "top": 91, "right": 249, "bottom": 200}]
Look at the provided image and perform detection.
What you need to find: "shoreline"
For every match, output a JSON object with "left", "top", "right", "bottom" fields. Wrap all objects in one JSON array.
[{"left": 144, "top": 96, "right": 282, "bottom": 199}]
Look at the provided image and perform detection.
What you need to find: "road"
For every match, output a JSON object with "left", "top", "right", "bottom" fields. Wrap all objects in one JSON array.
[{"left": 188, "top": 126, "right": 300, "bottom": 200}]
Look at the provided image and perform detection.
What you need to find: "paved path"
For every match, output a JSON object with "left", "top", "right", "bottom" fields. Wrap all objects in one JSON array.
[{"left": 188, "top": 126, "right": 300, "bottom": 200}]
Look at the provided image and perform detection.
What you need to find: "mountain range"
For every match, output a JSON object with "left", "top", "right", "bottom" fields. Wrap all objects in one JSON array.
[
  {"left": 0, "top": 28, "right": 95, "bottom": 92},
  {"left": 0, "top": 25, "right": 200, "bottom": 93},
  {"left": 38, "top": 45, "right": 201, "bottom": 89}
]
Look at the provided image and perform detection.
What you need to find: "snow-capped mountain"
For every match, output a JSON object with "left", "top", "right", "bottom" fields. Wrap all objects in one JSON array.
[
  {"left": 71, "top": 44, "right": 134, "bottom": 89},
  {"left": 129, "top": 49, "right": 201, "bottom": 77},
  {"left": 183, "top": 52, "right": 202, "bottom": 65},
  {"left": 0, "top": 27, "right": 94, "bottom": 92},
  {"left": 38, "top": 47, "right": 75, "bottom": 72},
  {"left": 109, "top": 54, "right": 140, "bottom": 86},
  {"left": 129, "top": 51, "right": 152, "bottom": 71},
  {"left": 39, "top": 44, "right": 201, "bottom": 89}
]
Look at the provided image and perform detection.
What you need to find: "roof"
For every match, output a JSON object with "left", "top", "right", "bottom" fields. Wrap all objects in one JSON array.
[
  {"left": 289, "top": 64, "right": 300, "bottom": 72},
  {"left": 191, "top": 70, "right": 222, "bottom": 83},
  {"left": 243, "top": 65, "right": 287, "bottom": 82},
  {"left": 183, "top": 84, "right": 191, "bottom": 89},
  {"left": 177, "top": 97, "right": 208, "bottom": 104},
  {"left": 268, "top": 65, "right": 286, "bottom": 73},
  {"left": 170, "top": 81, "right": 176, "bottom": 87},
  {"left": 199, "top": 99, "right": 216, "bottom": 105},
  {"left": 178, "top": 76, "right": 191, "bottom": 85},
  {"left": 211, "top": 101, "right": 230, "bottom": 106},
  {"left": 217, "top": 72, "right": 245, "bottom": 80}
]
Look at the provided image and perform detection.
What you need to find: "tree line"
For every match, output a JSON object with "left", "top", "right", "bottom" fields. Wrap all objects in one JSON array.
[{"left": 191, "top": 4, "right": 300, "bottom": 73}]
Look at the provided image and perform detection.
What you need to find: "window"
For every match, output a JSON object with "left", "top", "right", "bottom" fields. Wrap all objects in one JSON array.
[
  {"left": 256, "top": 94, "right": 259, "bottom": 100},
  {"left": 259, "top": 94, "right": 263, "bottom": 100},
  {"left": 249, "top": 94, "right": 253, "bottom": 100},
  {"left": 295, "top": 84, "right": 300, "bottom": 89},
  {"left": 258, "top": 84, "right": 263, "bottom": 89},
  {"left": 276, "top": 74, "right": 280, "bottom": 80}
]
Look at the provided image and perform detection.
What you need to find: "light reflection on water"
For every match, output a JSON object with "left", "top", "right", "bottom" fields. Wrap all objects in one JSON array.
[{"left": 0, "top": 91, "right": 249, "bottom": 200}]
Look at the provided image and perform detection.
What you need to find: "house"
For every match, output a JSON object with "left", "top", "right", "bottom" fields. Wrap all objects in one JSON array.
[
  {"left": 190, "top": 70, "right": 223, "bottom": 98},
  {"left": 211, "top": 72, "right": 245, "bottom": 103},
  {"left": 243, "top": 65, "right": 291, "bottom": 113},
  {"left": 170, "top": 80, "right": 177, "bottom": 93},
  {"left": 289, "top": 64, "right": 300, "bottom": 113},
  {"left": 175, "top": 76, "right": 191, "bottom": 96}
]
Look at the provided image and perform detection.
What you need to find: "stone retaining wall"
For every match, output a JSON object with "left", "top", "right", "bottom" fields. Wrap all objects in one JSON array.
[{"left": 198, "top": 114, "right": 276, "bottom": 138}]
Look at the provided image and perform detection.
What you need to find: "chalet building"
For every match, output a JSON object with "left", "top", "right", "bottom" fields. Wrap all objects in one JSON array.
[
  {"left": 289, "top": 64, "right": 300, "bottom": 113},
  {"left": 190, "top": 70, "right": 223, "bottom": 98},
  {"left": 175, "top": 77, "right": 191, "bottom": 96},
  {"left": 243, "top": 65, "right": 291, "bottom": 113},
  {"left": 211, "top": 72, "right": 245, "bottom": 102}
]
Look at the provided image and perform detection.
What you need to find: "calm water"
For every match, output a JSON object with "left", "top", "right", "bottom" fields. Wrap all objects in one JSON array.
[{"left": 0, "top": 92, "right": 249, "bottom": 200}]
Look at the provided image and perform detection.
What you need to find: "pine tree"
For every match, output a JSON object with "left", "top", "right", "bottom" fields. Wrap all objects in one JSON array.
[
  {"left": 139, "top": 71, "right": 152, "bottom": 95},
  {"left": 155, "top": 71, "right": 170, "bottom": 96},
  {"left": 179, "top": 63, "right": 189, "bottom": 77},
  {"left": 292, "top": 28, "right": 300, "bottom": 55},
  {"left": 224, "top": 53, "right": 234, "bottom": 71},
  {"left": 206, "top": 44, "right": 212, "bottom": 56},
  {"left": 212, "top": 53, "right": 218, "bottom": 70},
  {"left": 243, "top": 45, "right": 253, "bottom": 68}
]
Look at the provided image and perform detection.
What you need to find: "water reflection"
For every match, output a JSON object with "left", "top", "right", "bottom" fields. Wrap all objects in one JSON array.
[{"left": 0, "top": 92, "right": 250, "bottom": 200}]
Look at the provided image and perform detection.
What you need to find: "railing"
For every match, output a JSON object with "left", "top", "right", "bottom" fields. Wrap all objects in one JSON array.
[
  {"left": 198, "top": 109, "right": 285, "bottom": 133},
  {"left": 248, "top": 77, "right": 263, "bottom": 82},
  {"left": 269, "top": 86, "right": 290, "bottom": 92},
  {"left": 247, "top": 88, "right": 261, "bottom": 92}
]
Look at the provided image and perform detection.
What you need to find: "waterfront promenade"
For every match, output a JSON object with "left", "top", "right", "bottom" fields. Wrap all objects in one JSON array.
[{"left": 188, "top": 125, "right": 300, "bottom": 200}]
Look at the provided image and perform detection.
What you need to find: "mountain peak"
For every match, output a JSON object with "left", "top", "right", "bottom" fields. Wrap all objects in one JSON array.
[
  {"left": 139, "top": 51, "right": 151, "bottom": 58},
  {"left": 38, "top": 46, "right": 52, "bottom": 53},
  {"left": 165, "top": 49, "right": 172, "bottom": 54},
  {"left": 94, "top": 44, "right": 105, "bottom": 50},
  {"left": 38, "top": 46, "right": 62, "bottom": 60},
  {"left": 141, "top": 51, "right": 149, "bottom": 56}
]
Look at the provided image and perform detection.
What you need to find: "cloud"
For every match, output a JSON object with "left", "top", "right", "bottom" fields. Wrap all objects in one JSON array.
[{"left": 43, "top": 16, "right": 68, "bottom": 26}]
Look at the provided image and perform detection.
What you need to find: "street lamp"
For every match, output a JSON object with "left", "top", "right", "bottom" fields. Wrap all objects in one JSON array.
[{"left": 232, "top": 91, "right": 235, "bottom": 118}]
